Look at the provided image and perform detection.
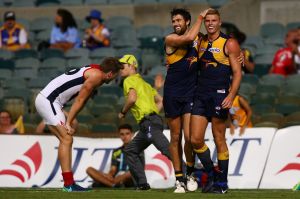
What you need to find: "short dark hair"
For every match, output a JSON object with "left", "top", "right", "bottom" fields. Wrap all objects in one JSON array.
[
  {"left": 118, "top": 123, "right": 133, "bottom": 132},
  {"left": 170, "top": 8, "right": 191, "bottom": 26},
  {"left": 101, "top": 57, "right": 124, "bottom": 74}
]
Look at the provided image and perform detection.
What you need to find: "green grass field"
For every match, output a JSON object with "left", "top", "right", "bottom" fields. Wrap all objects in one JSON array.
[{"left": 1, "top": 188, "right": 300, "bottom": 199}]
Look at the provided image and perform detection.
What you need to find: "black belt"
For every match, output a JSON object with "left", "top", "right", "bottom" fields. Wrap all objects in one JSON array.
[{"left": 139, "top": 112, "right": 157, "bottom": 124}]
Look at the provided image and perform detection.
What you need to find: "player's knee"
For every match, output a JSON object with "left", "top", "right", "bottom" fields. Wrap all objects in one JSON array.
[
  {"left": 170, "top": 133, "right": 181, "bottom": 144},
  {"left": 86, "top": 167, "right": 93, "bottom": 174},
  {"left": 191, "top": 136, "right": 204, "bottom": 149},
  {"left": 61, "top": 135, "right": 73, "bottom": 145}
]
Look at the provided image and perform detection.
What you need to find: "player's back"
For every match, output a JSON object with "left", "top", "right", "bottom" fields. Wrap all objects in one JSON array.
[{"left": 40, "top": 64, "right": 100, "bottom": 105}]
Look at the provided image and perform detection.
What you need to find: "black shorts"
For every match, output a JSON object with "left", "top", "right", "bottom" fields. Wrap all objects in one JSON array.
[
  {"left": 192, "top": 89, "right": 229, "bottom": 120},
  {"left": 163, "top": 96, "right": 193, "bottom": 118}
]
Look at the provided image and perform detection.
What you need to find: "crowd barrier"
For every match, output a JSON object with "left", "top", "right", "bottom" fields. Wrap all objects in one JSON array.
[{"left": 0, "top": 126, "right": 299, "bottom": 189}]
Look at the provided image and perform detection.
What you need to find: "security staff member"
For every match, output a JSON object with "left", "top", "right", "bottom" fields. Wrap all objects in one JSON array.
[{"left": 118, "top": 54, "right": 171, "bottom": 190}]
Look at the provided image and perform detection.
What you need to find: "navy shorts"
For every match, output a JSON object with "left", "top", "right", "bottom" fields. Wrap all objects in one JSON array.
[
  {"left": 192, "top": 89, "right": 229, "bottom": 120},
  {"left": 163, "top": 96, "right": 193, "bottom": 118}
]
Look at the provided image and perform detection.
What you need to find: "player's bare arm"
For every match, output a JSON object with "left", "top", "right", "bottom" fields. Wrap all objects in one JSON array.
[
  {"left": 222, "top": 38, "right": 242, "bottom": 109},
  {"left": 119, "top": 88, "right": 137, "bottom": 119},
  {"left": 165, "top": 8, "right": 211, "bottom": 50},
  {"left": 154, "top": 93, "right": 163, "bottom": 112},
  {"left": 66, "top": 70, "right": 103, "bottom": 134}
]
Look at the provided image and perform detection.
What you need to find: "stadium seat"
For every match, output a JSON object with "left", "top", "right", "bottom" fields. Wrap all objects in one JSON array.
[
  {"left": 253, "top": 64, "right": 271, "bottom": 77},
  {"left": 134, "top": 0, "right": 157, "bottom": 4},
  {"left": 0, "top": 59, "right": 14, "bottom": 70},
  {"left": 27, "top": 77, "right": 50, "bottom": 89},
  {"left": 256, "top": 85, "right": 280, "bottom": 97},
  {"left": 105, "top": 16, "right": 133, "bottom": 31},
  {"left": 285, "top": 111, "right": 300, "bottom": 122},
  {"left": 99, "top": 85, "right": 123, "bottom": 97},
  {"left": 244, "top": 35, "right": 264, "bottom": 49},
  {"left": 241, "top": 74, "right": 259, "bottom": 85},
  {"left": 183, "top": 0, "right": 207, "bottom": 4},
  {"left": 13, "top": 0, "right": 35, "bottom": 7},
  {"left": 14, "top": 49, "right": 39, "bottom": 59},
  {"left": 252, "top": 104, "right": 273, "bottom": 116},
  {"left": 67, "top": 58, "right": 91, "bottom": 68},
  {"left": 94, "top": 112, "right": 119, "bottom": 124},
  {"left": 251, "top": 94, "right": 276, "bottom": 106},
  {"left": 89, "top": 47, "right": 116, "bottom": 59},
  {"left": 260, "top": 22, "right": 285, "bottom": 39},
  {"left": 65, "top": 48, "right": 90, "bottom": 59},
  {"left": 148, "top": 65, "right": 167, "bottom": 77},
  {"left": 259, "top": 112, "right": 284, "bottom": 126},
  {"left": 264, "top": 34, "right": 284, "bottom": 47},
  {"left": 60, "top": 0, "right": 82, "bottom": 5},
  {"left": 109, "top": 0, "right": 132, "bottom": 4},
  {"left": 238, "top": 83, "right": 256, "bottom": 96},
  {"left": 254, "top": 121, "right": 279, "bottom": 128},
  {"left": 280, "top": 121, "right": 300, "bottom": 128},
  {"left": 90, "top": 104, "right": 116, "bottom": 117},
  {"left": 0, "top": 49, "right": 13, "bottom": 60},
  {"left": 158, "top": 0, "right": 182, "bottom": 3},
  {"left": 286, "top": 22, "right": 300, "bottom": 31},
  {"left": 36, "top": 0, "right": 60, "bottom": 6},
  {"left": 2, "top": 78, "right": 27, "bottom": 89},
  {"left": 137, "top": 25, "right": 163, "bottom": 39},
  {"left": 35, "top": 29, "right": 51, "bottom": 42},
  {"left": 93, "top": 94, "right": 118, "bottom": 105},
  {"left": 4, "top": 88, "right": 33, "bottom": 103},
  {"left": 40, "top": 49, "right": 65, "bottom": 60},
  {"left": 143, "top": 75, "right": 155, "bottom": 86},
  {"left": 274, "top": 104, "right": 300, "bottom": 116},
  {"left": 255, "top": 45, "right": 279, "bottom": 56},
  {"left": 91, "top": 123, "right": 118, "bottom": 133},
  {"left": 141, "top": 51, "right": 163, "bottom": 74},
  {"left": 77, "top": 114, "right": 95, "bottom": 123},
  {"left": 111, "top": 25, "right": 139, "bottom": 48},
  {"left": 0, "top": 69, "right": 13, "bottom": 80},
  {"left": 84, "top": 0, "right": 107, "bottom": 4},
  {"left": 14, "top": 58, "right": 40, "bottom": 79},
  {"left": 282, "top": 83, "right": 300, "bottom": 95},
  {"left": 277, "top": 94, "right": 300, "bottom": 106},
  {"left": 77, "top": 123, "right": 90, "bottom": 134},
  {"left": 30, "top": 17, "right": 53, "bottom": 32},
  {"left": 41, "top": 57, "right": 66, "bottom": 68},
  {"left": 259, "top": 74, "right": 285, "bottom": 88},
  {"left": 23, "top": 113, "right": 42, "bottom": 124},
  {"left": 207, "top": 0, "right": 229, "bottom": 8}
]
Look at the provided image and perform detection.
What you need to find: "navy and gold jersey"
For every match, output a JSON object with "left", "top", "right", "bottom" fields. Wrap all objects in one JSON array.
[
  {"left": 164, "top": 36, "right": 199, "bottom": 97},
  {"left": 111, "top": 146, "right": 128, "bottom": 173},
  {"left": 197, "top": 32, "right": 232, "bottom": 92}
]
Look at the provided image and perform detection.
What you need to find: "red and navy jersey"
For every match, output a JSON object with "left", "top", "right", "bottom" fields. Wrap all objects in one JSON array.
[
  {"left": 40, "top": 64, "right": 101, "bottom": 106},
  {"left": 164, "top": 36, "right": 199, "bottom": 97},
  {"left": 197, "top": 32, "right": 232, "bottom": 92}
]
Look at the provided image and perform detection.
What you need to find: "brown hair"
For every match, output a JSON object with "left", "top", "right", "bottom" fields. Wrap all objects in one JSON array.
[{"left": 101, "top": 57, "right": 124, "bottom": 73}]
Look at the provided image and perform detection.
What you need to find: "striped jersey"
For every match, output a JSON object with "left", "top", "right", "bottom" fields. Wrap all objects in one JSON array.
[
  {"left": 198, "top": 32, "right": 232, "bottom": 91},
  {"left": 40, "top": 64, "right": 101, "bottom": 106},
  {"left": 164, "top": 36, "right": 199, "bottom": 97}
]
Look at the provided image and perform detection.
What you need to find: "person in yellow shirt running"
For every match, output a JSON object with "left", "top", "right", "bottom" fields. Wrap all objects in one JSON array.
[
  {"left": 229, "top": 94, "right": 252, "bottom": 136},
  {"left": 118, "top": 54, "right": 171, "bottom": 190}
]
